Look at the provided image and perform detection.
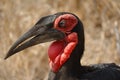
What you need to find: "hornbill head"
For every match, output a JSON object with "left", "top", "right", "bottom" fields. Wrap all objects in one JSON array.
[{"left": 5, "top": 12, "right": 84, "bottom": 72}]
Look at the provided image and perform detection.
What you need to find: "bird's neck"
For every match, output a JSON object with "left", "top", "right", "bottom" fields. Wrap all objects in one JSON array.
[
  {"left": 48, "top": 32, "right": 80, "bottom": 72},
  {"left": 48, "top": 43, "right": 84, "bottom": 80}
]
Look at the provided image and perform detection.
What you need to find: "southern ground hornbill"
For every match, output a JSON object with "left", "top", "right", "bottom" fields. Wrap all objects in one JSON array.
[{"left": 5, "top": 12, "right": 120, "bottom": 80}]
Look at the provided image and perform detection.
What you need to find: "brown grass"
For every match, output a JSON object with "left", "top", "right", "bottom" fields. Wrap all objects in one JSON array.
[{"left": 0, "top": 0, "right": 120, "bottom": 80}]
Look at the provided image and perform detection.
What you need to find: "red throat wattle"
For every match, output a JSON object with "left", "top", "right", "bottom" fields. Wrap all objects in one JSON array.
[{"left": 48, "top": 32, "right": 78, "bottom": 72}]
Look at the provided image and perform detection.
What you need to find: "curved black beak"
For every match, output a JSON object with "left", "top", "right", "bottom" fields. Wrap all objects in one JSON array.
[{"left": 5, "top": 15, "right": 65, "bottom": 59}]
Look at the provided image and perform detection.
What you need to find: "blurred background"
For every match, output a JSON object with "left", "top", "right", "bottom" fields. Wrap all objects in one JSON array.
[{"left": 0, "top": 0, "right": 120, "bottom": 80}]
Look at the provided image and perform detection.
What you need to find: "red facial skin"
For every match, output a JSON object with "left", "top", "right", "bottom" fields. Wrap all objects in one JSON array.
[
  {"left": 54, "top": 14, "right": 78, "bottom": 32},
  {"left": 48, "top": 14, "right": 78, "bottom": 72}
]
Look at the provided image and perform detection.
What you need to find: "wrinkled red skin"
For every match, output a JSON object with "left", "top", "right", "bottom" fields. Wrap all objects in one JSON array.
[
  {"left": 48, "top": 14, "right": 78, "bottom": 72},
  {"left": 48, "top": 32, "right": 78, "bottom": 72}
]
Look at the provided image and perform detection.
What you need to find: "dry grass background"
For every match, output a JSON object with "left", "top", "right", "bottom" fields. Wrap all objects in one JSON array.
[{"left": 0, "top": 0, "right": 120, "bottom": 80}]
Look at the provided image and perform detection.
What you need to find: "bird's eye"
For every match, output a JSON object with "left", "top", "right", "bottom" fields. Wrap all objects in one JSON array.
[{"left": 59, "top": 19, "right": 66, "bottom": 28}]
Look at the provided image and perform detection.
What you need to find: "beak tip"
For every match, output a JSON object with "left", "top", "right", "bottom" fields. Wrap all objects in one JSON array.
[
  {"left": 4, "top": 56, "right": 8, "bottom": 60},
  {"left": 4, "top": 54, "right": 10, "bottom": 60},
  {"left": 4, "top": 51, "right": 14, "bottom": 60}
]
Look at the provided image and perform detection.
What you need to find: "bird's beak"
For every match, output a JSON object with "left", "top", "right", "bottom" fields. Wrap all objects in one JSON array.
[{"left": 5, "top": 15, "right": 65, "bottom": 59}]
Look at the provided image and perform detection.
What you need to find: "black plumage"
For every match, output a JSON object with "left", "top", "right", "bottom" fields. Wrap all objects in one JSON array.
[{"left": 48, "top": 12, "right": 120, "bottom": 80}]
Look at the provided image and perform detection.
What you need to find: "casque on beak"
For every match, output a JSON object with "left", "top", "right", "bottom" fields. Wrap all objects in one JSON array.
[{"left": 5, "top": 15, "right": 65, "bottom": 59}]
